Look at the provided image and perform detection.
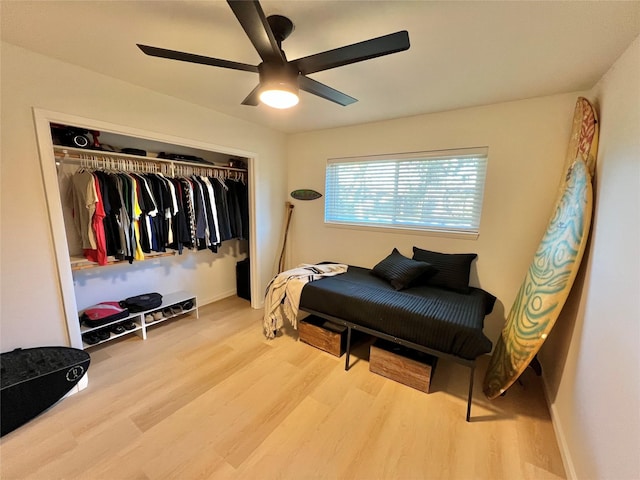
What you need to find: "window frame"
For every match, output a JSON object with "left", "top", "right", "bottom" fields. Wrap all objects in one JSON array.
[{"left": 324, "top": 147, "right": 488, "bottom": 239}]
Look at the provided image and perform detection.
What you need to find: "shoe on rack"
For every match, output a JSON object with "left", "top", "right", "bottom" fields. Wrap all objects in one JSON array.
[
  {"left": 145, "top": 314, "right": 154, "bottom": 324},
  {"left": 153, "top": 311, "right": 164, "bottom": 321},
  {"left": 111, "top": 324, "right": 126, "bottom": 335},
  {"left": 162, "top": 307, "right": 173, "bottom": 318},
  {"left": 82, "top": 332, "right": 100, "bottom": 345},
  {"left": 122, "top": 321, "right": 136, "bottom": 331},
  {"left": 182, "top": 300, "right": 194, "bottom": 311},
  {"left": 96, "top": 329, "right": 110, "bottom": 341},
  {"left": 170, "top": 305, "right": 184, "bottom": 316}
]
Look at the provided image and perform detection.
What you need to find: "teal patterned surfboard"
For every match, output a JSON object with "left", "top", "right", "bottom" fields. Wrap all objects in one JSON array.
[{"left": 483, "top": 98, "right": 598, "bottom": 399}]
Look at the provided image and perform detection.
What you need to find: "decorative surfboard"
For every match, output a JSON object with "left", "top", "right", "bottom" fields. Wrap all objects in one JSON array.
[
  {"left": 1, "top": 346, "right": 91, "bottom": 436},
  {"left": 483, "top": 97, "right": 598, "bottom": 400},
  {"left": 290, "top": 189, "right": 322, "bottom": 201},
  {"left": 562, "top": 97, "right": 599, "bottom": 180}
]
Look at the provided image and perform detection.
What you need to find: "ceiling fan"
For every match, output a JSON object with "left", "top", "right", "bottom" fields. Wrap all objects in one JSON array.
[{"left": 137, "top": 0, "right": 410, "bottom": 109}]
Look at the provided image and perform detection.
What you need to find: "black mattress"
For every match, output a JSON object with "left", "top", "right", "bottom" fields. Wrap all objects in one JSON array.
[{"left": 299, "top": 266, "right": 494, "bottom": 360}]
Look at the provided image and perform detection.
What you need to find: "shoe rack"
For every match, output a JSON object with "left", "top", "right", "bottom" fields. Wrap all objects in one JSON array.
[{"left": 80, "top": 291, "right": 198, "bottom": 349}]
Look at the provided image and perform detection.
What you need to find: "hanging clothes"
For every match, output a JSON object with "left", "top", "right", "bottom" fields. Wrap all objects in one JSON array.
[
  {"left": 212, "top": 177, "right": 232, "bottom": 242},
  {"left": 179, "top": 178, "right": 197, "bottom": 249},
  {"left": 196, "top": 176, "right": 220, "bottom": 252},
  {"left": 112, "top": 174, "right": 131, "bottom": 261},
  {"left": 70, "top": 170, "right": 99, "bottom": 250},
  {"left": 168, "top": 178, "right": 191, "bottom": 254},
  {"left": 234, "top": 179, "right": 250, "bottom": 240},
  {"left": 79, "top": 174, "right": 108, "bottom": 265},
  {"left": 93, "top": 171, "right": 121, "bottom": 257},
  {"left": 226, "top": 178, "right": 244, "bottom": 239},
  {"left": 68, "top": 165, "right": 248, "bottom": 265}
]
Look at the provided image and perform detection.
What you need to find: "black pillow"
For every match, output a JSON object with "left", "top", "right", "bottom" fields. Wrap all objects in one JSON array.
[
  {"left": 479, "top": 289, "right": 497, "bottom": 315},
  {"left": 372, "top": 248, "right": 436, "bottom": 290},
  {"left": 412, "top": 247, "right": 477, "bottom": 293}
]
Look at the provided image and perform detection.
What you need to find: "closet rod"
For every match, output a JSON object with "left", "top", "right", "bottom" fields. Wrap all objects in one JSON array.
[
  {"left": 52, "top": 145, "right": 247, "bottom": 173},
  {"left": 55, "top": 155, "right": 168, "bottom": 175},
  {"left": 55, "top": 155, "right": 246, "bottom": 182}
]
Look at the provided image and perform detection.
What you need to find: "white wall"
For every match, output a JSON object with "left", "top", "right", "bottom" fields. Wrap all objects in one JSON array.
[
  {"left": 0, "top": 42, "right": 287, "bottom": 351},
  {"left": 540, "top": 36, "right": 640, "bottom": 480},
  {"left": 286, "top": 93, "right": 583, "bottom": 343}
]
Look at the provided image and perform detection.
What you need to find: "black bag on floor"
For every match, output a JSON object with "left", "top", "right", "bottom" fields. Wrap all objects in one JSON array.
[{"left": 121, "top": 293, "right": 162, "bottom": 313}]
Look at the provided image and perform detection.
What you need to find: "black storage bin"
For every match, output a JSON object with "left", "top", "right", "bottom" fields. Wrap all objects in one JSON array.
[{"left": 236, "top": 258, "right": 251, "bottom": 301}]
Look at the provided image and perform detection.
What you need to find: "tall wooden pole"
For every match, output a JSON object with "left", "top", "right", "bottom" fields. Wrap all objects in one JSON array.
[{"left": 278, "top": 202, "right": 295, "bottom": 273}]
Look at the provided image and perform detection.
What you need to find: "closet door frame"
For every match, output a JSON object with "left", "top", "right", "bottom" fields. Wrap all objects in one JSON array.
[{"left": 33, "top": 107, "right": 259, "bottom": 352}]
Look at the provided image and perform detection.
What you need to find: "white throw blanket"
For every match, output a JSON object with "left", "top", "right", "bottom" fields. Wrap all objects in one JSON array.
[{"left": 263, "top": 263, "right": 348, "bottom": 339}]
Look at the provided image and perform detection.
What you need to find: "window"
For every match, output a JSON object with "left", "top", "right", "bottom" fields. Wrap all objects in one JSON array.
[{"left": 324, "top": 147, "right": 488, "bottom": 236}]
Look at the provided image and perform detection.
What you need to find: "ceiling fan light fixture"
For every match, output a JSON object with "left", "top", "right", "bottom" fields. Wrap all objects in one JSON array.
[
  {"left": 258, "top": 62, "right": 300, "bottom": 109},
  {"left": 259, "top": 85, "right": 299, "bottom": 109},
  {"left": 138, "top": 2, "right": 410, "bottom": 108}
]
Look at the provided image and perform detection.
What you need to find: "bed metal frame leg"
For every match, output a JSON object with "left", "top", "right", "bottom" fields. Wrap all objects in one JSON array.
[
  {"left": 344, "top": 327, "right": 352, "bottom": 371},
  {"left": 466, "top": 364, "right": 475, "bottom": 422},
  {"left": 529, "top": 354, "right": 542, "bottom": 376}
]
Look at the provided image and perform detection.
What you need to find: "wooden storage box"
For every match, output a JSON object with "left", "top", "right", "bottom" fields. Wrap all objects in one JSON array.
[
  {"left": 299, "top": 316, "right": 347, "bottom": 357},
  {"left": 369, "top": 340, "right": 436, "bottom": 393}
]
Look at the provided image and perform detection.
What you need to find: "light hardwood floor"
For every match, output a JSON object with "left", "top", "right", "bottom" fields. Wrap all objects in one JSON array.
[{"left": 0, "top": 296, "right": 566, "bottom": 479}]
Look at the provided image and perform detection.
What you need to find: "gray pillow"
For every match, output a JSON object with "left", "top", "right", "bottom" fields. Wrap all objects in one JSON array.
[{"left": 372, "top": 248, "right": 436, "bottom": 290}]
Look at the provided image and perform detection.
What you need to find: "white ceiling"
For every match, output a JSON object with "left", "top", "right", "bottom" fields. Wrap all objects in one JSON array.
[{"left": 2, "top": 1, "right": 640, "bottom": 134}]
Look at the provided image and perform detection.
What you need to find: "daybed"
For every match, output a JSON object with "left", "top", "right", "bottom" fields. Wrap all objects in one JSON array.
[{"left": 298, "top": 247, "right": 495, "bottom": 421}]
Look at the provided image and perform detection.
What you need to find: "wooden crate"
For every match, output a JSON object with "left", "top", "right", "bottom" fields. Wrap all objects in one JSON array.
[
  {"left": 369, "top": 340, "right": 436, "bottom": 393},
  {"left": 299, "top": 316, "right": 347, "bottom": 357}
]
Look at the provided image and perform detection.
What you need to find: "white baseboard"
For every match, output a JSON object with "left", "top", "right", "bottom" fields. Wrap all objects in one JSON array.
[
  {"left": 541, "top": 372, "right": 577, "bottom": 480},
  {"left": 198, "top": 289, "right": 239, "bottom": 307},
  {"left": 200, "top": 290, "right": 263, "bottom": 309}
]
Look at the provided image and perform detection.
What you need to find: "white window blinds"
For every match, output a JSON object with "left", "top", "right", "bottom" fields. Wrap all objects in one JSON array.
[{"left": 325, "top": 147, "right": 488, "bottom": 235}]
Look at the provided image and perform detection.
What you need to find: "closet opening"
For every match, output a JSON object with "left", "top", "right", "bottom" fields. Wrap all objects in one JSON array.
[{"left": 34, "top": 108, "right": 258, "bottom": 359}]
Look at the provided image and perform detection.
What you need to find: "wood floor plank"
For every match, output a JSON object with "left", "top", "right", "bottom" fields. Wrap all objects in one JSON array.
[
  {"left": 139, "top": 417, "right": 236, "bottom": 480},
  {"left": 0, "top": 427, "right": 77, "bottom": 479},
  {"left": 0, "top": 296, "right": 566, "bottom": 479},
  {"left": 234, "top": 396, "right": 334, "bottom": 479},
  {"left": 26, "top": 417, "right": 142, "bottom": 480},
  {"left": 132, "top": 341, "right": 273, "bottom": 432},
  {"left": 214, "top": 354, "right": 337, "bottom": 468}
]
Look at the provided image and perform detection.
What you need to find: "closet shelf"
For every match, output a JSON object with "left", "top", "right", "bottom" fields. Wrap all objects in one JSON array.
[{"left": 70, "top": 251, "right": 177, "bottom": 271}]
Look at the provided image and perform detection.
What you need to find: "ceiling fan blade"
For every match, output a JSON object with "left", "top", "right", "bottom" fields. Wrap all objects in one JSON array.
[
  {"left": 299, "top": 76, "right": 357, "bottom": 106},
  {"left": 137, "top": 44, "right": 258, "bottom": 73},
  {"left": 227, "top": 0, "right": 286, "bottom": 64},
  {"left": 241, "top": 84, "right": 261, "bottom": 106},
  {"left": 293, "top": 31, "right": 410, "bottom": 75}
]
